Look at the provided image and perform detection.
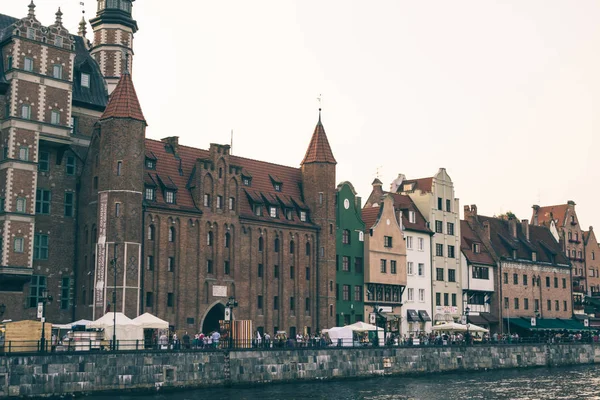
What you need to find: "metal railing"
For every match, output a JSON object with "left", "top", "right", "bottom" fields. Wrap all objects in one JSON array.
[{"left": 0, "top": 334, "right": 598, "bottom": 355}]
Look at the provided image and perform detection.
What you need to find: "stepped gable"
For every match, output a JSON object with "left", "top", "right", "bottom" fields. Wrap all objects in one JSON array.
[
  {"left": 100, "top": 73, "right": 145, "bottom": 121},
  {"left": 460, "top": 220, "right": 495, "bottom": 266},
  {"left": 301, "top": 112, "right": 336, "bottom": 164}
]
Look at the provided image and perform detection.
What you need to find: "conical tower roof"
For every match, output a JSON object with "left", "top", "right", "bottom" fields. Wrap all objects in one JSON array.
[
  {"left": 100, "top": 73, "right": 145, "bottom": 122},
  {"left": 301, "top": 110, "right": 336, "bottom": 165}
]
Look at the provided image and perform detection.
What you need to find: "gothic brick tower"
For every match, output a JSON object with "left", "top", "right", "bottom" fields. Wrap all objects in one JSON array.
[
  {"left": 300, "top": 109, "right": 337, "bottom": 330},
  {"left": 92, "top": 71, "right": 145, "bottom": 319},
  {"left": 89, "top": 0, "right": 138, "bottom": 94}
]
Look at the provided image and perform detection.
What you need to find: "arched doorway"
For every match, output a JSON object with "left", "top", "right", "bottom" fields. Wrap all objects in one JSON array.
[{"left": 202, "top": 303, "right": 225, "bottom": 334}]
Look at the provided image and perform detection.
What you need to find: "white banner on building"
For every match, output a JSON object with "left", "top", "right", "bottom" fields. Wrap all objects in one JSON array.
[
  {"left": 37, "top": 302, "right": 43, "bottom": 319},
  {"left": 212, "top": 285, "right": 227, "bottom": 297},
  {"left": 94, "top": 192, "right": 108, "bottom": 310}
]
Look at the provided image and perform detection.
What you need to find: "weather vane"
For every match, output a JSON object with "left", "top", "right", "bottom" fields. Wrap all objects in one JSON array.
[{"left": 317, "top": 93, "right": 322, "bottom": 109}]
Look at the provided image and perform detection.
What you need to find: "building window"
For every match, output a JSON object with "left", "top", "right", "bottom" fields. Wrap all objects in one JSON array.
[
  {"left": 81, "top": 73, "right": 90, "bottom": 88},
  {"left": 207, "top": 231, "right": 213, "bottom": 246},
  {"left": 243, "top": 177, "right": 251, "bottom": 186},
  {"left": 257, "top": 263, "right": 263, "bottom": 277},
  {"left": 146, "top": 292, "right": 154, "bottom": 307},
  {"left": 318, "top": 192, "right": 323, "bottom": 204},
  {"left": 216, "top": 195, "right": 223, "bottom": 209},
  {"left": 272, "top": 264, "right": 278, "bottom": 278},
  {"left": 447, "top": 222, "right": 454, "bottom": 236},
  {"left": 448, "top": 269, "right": 456, "bottom": 282},
  {"left": 446, "top": 199, "right": 451, "bottom": 212},
  {"left": 116, "top": 160, "right": 122, "bottom": 176},
  {"left": 554, "top": 277, "right": 558, "bottom": 288},
  {"left": 342, "top": 256, "right": 349, "bottom": 271},
  {"left": 522, "top": 274, "right": 528, "bottom": 286},
  {"left": 167, "top": 257, "right": 174, "bottom": 272},
  {"left": 504, "top": 297, "right": 509, "bottom": 309},
  {"left": 437, "top": 197, "right": 443, "bottom": 210},
  {"left": 6, "top": 56, "right": 13, "bottom": 70},
  {"left": 203, "top": 194, "right": 211, "bottom": 207},
  {"left": 285, "top": 209, "right": 292, "bottom": 220},
  {"left": 38, "top": 151, "right": 50, "bottom": 172},
  {"left": 165, "top": 190, "right": 175, "bottom": 204},
  {"left": 300, "top": 211, "right": 307, "bottom": 222},
  {"left": 290, "top": 265, "right": 295, "bottom": 279},
  {"left": 269, "top": 206, "right": 277, "bottom": 218},
  {"left": 524, "top": 298, "right": 529, "bottom": 310},
  {"left": 115, "top": 203, "right": 121, "bottom": 217},
  {"left": 546, "top": 277, "right": 550, "bottom": 287},
  {"left": 419, "top": 289, "right": 425, "bottom": 302},
  {"left": 93, "top": 176, "right": 98, "bottom": 189},
  {"left": 407, "top": 236, "right": 413, "bottom": 249},
  {"left": 306, "top": 267, "right": 310, "bottom": 280},
  {"left": 514, "top": 298, "right": 519, "bottom": 310},
  {"left": 258, "top": 236, "right": 264, "bottom": 252},
  {"left": 444, "top": 293, "right": 449, "bottom": 306},
  {"left": 16, "top": 197, "right": 26, "bottom": 213},
  {"left": 380, "top": 259, "right": 387, "bottom": 273},
  {"left": 354, "top": 286, "right": 362, "bottom": 302},
  {"left": 563, "top": 278, "right": 566, "bottom": 289},
  {"left": 229, "top": 197, "right": 235, "bottom": 211},
  {"left": 545, "top": 299, "right": 551, "bottom": 311},
  {"left": 28, "top": 275, "right": 47, "bottom": 308},
  {"left": 418, "top": 237, "right": 424, "bottom": 251},
  {"left": 448, "top": 245, "right": 455, "bottom": 258},
  {"left": 564, "top": 300, "right": 567, "bottom": 311},
  {"left": 167, "top": 293, "right": 174, "bottom": 307},
  {"left": 254, "top": 204, "right": 261, "bottom": 216},
  {"left": 274, "top": 183, "right": 281, "bottom": 192},
  {"left": 503, "top": 272, "right": 508, "bottom": 284},
  {"left": 14, "top": 237, "right": 24, "bottom": 253},
  {"left": 535, "top": 299, "right": 540, "bottom": 312},
  {"left": 33, "top": 234, "right": 49, "bottom": 260},
  {"left": 436, "top": 293, "right": 441, "bottom": 306},
  {"left": 51, "top": 110, "right": 60, "bottom": 125},
  {"left": 306, "top": 242, "right": 310, "bottom": 256},
  {"left": 55, "top": 36, "right": 63, "bottom": 47},
  {"left": 21, "top": 104, "right": 31, "bottom": 119},
  {"left": 436, "top": 268, "right": 444, "bottom": 281},
  {"left": 342, "top": 285, "right": 350, "bottom": 301},
  {"left": 273, "top": 296, "right": 279, "bottom": 310},
  {"left": 435, "top": 243, "right": 443, "bottom": 257},
  {"left": 384, "top": 236, "right": 392, "bottom": 248},
  {"left": 207, "top": 260, "right": 213, "bottom": 274},
  {"left": 257, "top": 295, "right": 263, "bottom": 310},
  {"left": 145, "top": 187, "right": 155, "bottom": 201},
  {"left": 342, "top": 229, "right": 350, "bottom": 244},
  {"left": 64, "top": 192, "right": 74, "bottom": 217},
  {"left": 145, "top": 158, "right": 155, "bottom": 169},
  {"left": 36, "top": 189, "right": 51, "bottom": 214},
  {"left": 66, "top": 155, "right": 76, "bottom": 175},
  {"left": 407, "top": 261, "right": 414, "bottom": 275},
  {"left": 391, "top": 260, "right": 397, "bottom": 274},
  {"left": 408, "top": 210, "right": 416, "bottom": 223},
  {"left": 147, "top": 225, "right": 155, "bottom": 240},
  {"left": 418, "top": 263, "right": 424, "bottom": 276},
  {"left": 452, "top": 293, "right": 457, "bottom": 306},
  {"left": 472, "top": 266, "right": 489, "bottom": 280},
  {"left": 473, "top": 243, "right": 480, "bottom": 253},
  {"left": 147, "top": 256, "right": 154, "bottom": 271},
  {"left": 513, "top": 273, "right": 518, "bottom": 285},
  {"left": 19, "top": 146, "right": 29, "bottom": 161},
  {"left": 355, "top": 257, "right": 363, "bottom": 273},
  {"left": 24, "top": 57, "right": 34, "bottom": 72},
  {"left": 531, "top": 252, "right": 537, "bottom": 262},
  {"left": 435, "top": 220, "right": 443, "bottom": 233},
  {"left": 168, "top": 227, "right": 175, "bottom": 242},
  {"left": 359, "top": 231, "right": 364, "bottom": 241},
  {"left": 407, "top": 288, "right": 414, "bottom": 301}
]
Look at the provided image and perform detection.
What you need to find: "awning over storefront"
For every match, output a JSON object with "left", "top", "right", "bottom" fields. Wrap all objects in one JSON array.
[
  {"left": 506, "top": 317, "right": 595, "bottom": 331},
  {"left": 480, "top": 312, "right": 499, "bottom": 324},
  {"left": 418, "top": 310, "right": 431, "bottom": 322},
  {"left": 467, "top": 314, "right": 488, "bottom": 325},
  {"left": 407, "top": 309, "right": 420, "bottom": 322}
]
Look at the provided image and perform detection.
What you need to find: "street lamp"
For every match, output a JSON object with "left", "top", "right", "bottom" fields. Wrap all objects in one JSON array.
[
  {"left": 465, "top": 306, "right": 471, "bottom": 345},
  {"left": 39, "top": 289, "right": 53, "bottom": 353},
  {"left": 225, "top": 296, "right": 238, "bottom": 349}
]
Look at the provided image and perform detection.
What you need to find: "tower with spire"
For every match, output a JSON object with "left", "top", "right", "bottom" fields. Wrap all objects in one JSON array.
[
  {"left": 89, "top": 0, "right": 139, "bottom": 94},
  {"left": 301, "top": 108, "right": 337, "bottom": 330}
]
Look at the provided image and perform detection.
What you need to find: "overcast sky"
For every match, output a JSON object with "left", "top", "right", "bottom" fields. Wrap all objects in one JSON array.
[{"left": 5, "top": 1, "right": 600, "bottom": 229}]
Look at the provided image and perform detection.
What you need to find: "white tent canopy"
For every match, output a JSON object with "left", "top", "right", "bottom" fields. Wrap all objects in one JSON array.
[
  {"left": 466, "top": 323, "right": 489, "bottom": 333},
  {"left": 133, "top": 313, "right": 169, "bottom": 330},
  {"left": 432, "top": 322, "right": 468, "bottom": 332},
  {"left": 88, "top": 312, "right": 143, "bottom": 349},
  {"left": 345, "top": 321, "right": 379, "bottom": 332},
  {"left": 52, "top": 319, "right": 92, "bottom": 330},
  {"left": 324, "top": 327, "right": 354, "bottom": 346}
]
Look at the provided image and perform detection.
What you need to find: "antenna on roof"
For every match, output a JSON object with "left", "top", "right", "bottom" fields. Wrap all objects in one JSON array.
[
  {"left": 317, "top": 94, "right": 322, "bottom": 122},
  {"left": 230, "top": 129, "right": 233, "bottom": 154},
  {"left": 80, "top": 1, "right": 85, "bottom": 15},
  {"left": 376, "top": 165, "right": 383, "bottom": 180}
]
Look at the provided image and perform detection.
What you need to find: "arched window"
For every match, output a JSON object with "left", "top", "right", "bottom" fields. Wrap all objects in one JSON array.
[
  {"left": 168, "top": 227, "right": 175, "bottom": 242},
  {"left": 342, "top": 229, "right": 350, "bottom": 244},
  {"left": 207, "top": 231, "right": 213, "bottom": 246},
  {"left": 258, "top": 237, "right": 264, "bottom": 252},
  {"left": 225, "top": 232, "right": 231, "bottom": 248},
  {"left": 147, "top": 225, "right": 155, "bottom": 240},
  {"left": 274, "top": 238, "right": 280, "bottom": 253},
  {"left": 84, "top": 228, "right": 89, "bottom": 244},
  {"left": 289, "top": 240, "right": 295, "bottom": 254},
  {"left": 329, "top": 304, "right": 333, "bottom": 317},
  {"left": 305, "top": 242, "right": 310, "bottom": 256}
]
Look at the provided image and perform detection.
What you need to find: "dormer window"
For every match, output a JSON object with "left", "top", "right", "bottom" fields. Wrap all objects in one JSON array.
[
  {"left": 408, "top": 210, "right": 416, "bottom": 224},
  {"left": 532, "top": 252, "right": 537, "bottom": 262},
  {"left": 145, "top": 158, "right": 155, "bottom": 169},
  {"left": 300, "top": 211, "right": 307, "bottom": 222},
  {"left": 285, "top": 209, "right": 292, "bottom": 220},
  {"left": 145, "top": 187, "right": 155, "bottom": 201},
  {"left": 403, "top": 183, "right": 414, "bottom": 192},
  {"left": 274, "top": 183, "right": 281, "bottom": 192},
  {"left": 473, "top": 243, "right": 480, "bottom": 254},
  {"left": 81, "top": 73, "right": 90, "bottom": 88},
  {"left": 243, "top": 176, "right": 252, "bottom": 186},
  {"left": 165, "top": 190, "right": 175, "bottom": 204},
  {"left": 253, "top": 204, "right": 261, "bottom": 216},
  {"left": 269, "top": 206, "right": 278, "bottom": 218}
]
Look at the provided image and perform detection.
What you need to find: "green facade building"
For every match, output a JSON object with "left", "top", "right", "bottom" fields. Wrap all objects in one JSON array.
[{"left": 335, "top": 182, "right": 365, "bottom": 326}]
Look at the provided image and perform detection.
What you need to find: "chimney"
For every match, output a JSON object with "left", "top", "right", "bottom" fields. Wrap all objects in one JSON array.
[
  {"left": 464, "top": 204, "right": 478, "bottom": 220},
  {"left": 508, "top": 218, "right": 517, "bottom": 238},
  {"left": 370, "top": 178, "right": 384, "bottom": 201},
  {"left": 532, "top": 205, "right": 539, "bottom": 226},
  {"left": 568, "top": 200, "right": 576, "bottom": 206},
  {"left": 162, "top": 136, "right": 179, "bottom": 156},
  {"left": 355, "top": 196, "right": 362, "bottom": 210},
  {"left": 521, "top": 219, "right": 530, "bottom": 241},
  {"left": 483, "top": 221, "right": 491, "bottom": 240}
]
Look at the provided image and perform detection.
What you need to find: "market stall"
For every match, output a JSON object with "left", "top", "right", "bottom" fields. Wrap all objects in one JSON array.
[
  {"left": 133, "top": 313, "right": 169, "bottom": 349},
  {"left": 88, "top": 312, "right": 143, "bottom": 350}
]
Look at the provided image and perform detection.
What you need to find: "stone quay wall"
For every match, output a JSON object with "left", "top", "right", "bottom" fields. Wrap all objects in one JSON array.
[{"left": 1, "top": 343, "right": 599, "bottom": 397}]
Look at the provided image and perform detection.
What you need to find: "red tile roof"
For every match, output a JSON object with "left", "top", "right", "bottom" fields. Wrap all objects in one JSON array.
[
  {"left": 301, "top": 113, "right": 336, "bottom": 164},
  {"left": 362, "top": 206, "right": 381, "bottom": 230},
  {"left": 100, "top": 73, "right": 145, "bottom": 122},
  {"left": 460, "top": 220, "right": 495, "bottom": 266},
  {"left": 145, "top": 139, "right": 316, "bottom": 228},
  {"left": 388, "top": 193, "right": 432, "bottom": 234},
  {"left": 400, "top": 177, "right": 433, "bottom": 193},
  {"left": 534, "top": 204, "right": 568, "bottom": 227}
]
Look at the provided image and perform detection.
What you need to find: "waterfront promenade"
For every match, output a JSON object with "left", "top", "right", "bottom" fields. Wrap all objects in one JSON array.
[{"left": 0, "top": 341, "right": 598, "bottom": 397}]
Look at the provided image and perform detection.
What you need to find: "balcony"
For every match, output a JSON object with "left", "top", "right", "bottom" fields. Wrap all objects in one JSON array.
[
  {"left": 573, "top": 285, "right": 586, "bottom": 293},
  {"left": 568, "top": 239, "right": 582, "bottom": 244}
]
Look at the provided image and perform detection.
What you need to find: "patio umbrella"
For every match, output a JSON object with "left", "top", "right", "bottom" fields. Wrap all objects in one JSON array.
[
  {"left": 466, "top": 323, "right": 489, "bottom": 333},
  {"left": 431, "top": 322, "right": 468, "bottom": 332},
  {"left": 345, "top": 321, "right": 379, "bottom": 332}
]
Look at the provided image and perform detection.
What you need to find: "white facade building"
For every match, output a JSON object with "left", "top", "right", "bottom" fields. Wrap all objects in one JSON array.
[{"left": 402, "top": 227, "right": 433, "bottom": 334}]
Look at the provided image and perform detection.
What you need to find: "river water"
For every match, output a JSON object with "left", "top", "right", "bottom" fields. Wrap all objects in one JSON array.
[{"left": 93, "top": 364, "right": 600, "bottom": 400}]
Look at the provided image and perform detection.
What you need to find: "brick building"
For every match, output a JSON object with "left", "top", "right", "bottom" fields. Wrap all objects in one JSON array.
[
  {"left": 532, "top": 202, "right": 586, "bottom": 313},
  {"left": 0, "top": 2, "right": 338, "bottom": 335},
  {"left": 464, "top": 205, "right": 572, "bottom": 333}
]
